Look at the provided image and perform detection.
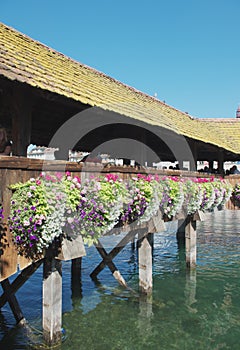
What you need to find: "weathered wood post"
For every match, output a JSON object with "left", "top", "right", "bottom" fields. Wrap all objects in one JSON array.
[
  {"left": 138, "top": 231, "right": 153, "bottom": 294},
  {"left": 71, "top": 257, "right": 82, "bottom": 299},
  {"left": 185, "top": 215, "right": 197, "bottom": 268},
  {"left": 176, "top": 218, "right": 186, "bottom": 246},
  {"left": 43, "top": 248, "right": 62, "bottom": 346}
]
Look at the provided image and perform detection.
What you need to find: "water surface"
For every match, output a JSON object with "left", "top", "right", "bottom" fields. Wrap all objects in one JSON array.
[{"left": 0, "top": 210, "right": 240, "bottom": 349}]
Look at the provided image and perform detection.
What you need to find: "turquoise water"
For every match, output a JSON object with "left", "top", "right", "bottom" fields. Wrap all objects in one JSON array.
[{"left": 0, "top": 210, "right": 240, "bottom": 349}]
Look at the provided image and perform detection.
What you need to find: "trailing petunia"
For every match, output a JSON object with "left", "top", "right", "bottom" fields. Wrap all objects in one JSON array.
[
  {"left": 182, "top": 179, "right": 204, "bottom": 215},
  {"left": 199, "top": 181, "right": 216, "bottom": 212},
  {"left": 9, "top": 172, "right": 81, "bottom": 258},
  {"left": 75, "top": 175, "right": 127, "bottom": 245},
  {"left": 0, "top": 205, "right": 3, "bottom": 220},
  {"left": 8, "top": 172, "right": 234, "bottom": 258},
  {"left": 159, "top": 177, "right": 184, "bottom": 218},
  {"left": 232, "top": 183, "right": 240, "bottom": 205}
]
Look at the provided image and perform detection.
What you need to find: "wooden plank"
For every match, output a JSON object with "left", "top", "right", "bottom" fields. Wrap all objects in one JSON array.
[
  {"left": 138, "top": 232, "right": 153, "bottom": 295},
  {"left": 0, "top": 169, "right": 18, "bottom": 280},
  {"left": 42, "top": 251, "right": 62, "bottom": 346},
  {"left": 0, "top": 156, "right": 30, "bottom": 169},
  {"left": 185, "top": 217, "right": 197, "bottom": 268}
]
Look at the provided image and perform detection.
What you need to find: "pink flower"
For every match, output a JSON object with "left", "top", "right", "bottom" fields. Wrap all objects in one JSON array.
[
  {"left": 106, "top": 174, "right": 118, "bottom": 182},
  {"left": 55, "top": 172, "right": 63, "bottom": 180}
]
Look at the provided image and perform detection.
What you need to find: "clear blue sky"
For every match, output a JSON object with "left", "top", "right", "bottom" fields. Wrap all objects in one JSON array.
[{"left": 1, "top": 0, "right": 240, "bottom": 118}]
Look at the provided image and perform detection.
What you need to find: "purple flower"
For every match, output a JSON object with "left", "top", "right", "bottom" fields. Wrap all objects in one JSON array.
[{"left": 29, "top": 234, "right": 38, "bottom": 241}]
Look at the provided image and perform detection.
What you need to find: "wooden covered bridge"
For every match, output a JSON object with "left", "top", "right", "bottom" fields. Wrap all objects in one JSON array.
[{"left": 0, "top": 22, "right": 240, "bottom": 346}]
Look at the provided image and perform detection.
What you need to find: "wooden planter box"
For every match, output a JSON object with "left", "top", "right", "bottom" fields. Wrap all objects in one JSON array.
[{"left": 57, "top": 235, "right": 86, "bottom": 261}]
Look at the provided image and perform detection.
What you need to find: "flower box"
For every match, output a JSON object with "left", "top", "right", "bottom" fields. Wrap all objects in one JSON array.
[{"left": 57, "top": 235, "right": 86, "bottom": 261}]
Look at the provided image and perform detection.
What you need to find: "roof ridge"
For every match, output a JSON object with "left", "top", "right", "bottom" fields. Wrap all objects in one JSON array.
[{"left": 198, "top": 118, "right": 238, "bottom": 122}]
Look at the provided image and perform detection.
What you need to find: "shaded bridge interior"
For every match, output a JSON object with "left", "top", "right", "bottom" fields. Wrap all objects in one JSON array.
[{"left": 0, "top": 78, "right": 239, "bottom": 163}]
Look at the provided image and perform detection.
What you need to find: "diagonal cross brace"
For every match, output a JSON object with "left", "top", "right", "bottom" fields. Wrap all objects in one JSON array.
[
  {"left": 0, "top": 259, "right": 43, "bottom": 309},
  {"left": 90, "top": 228, "right": 148, "bottom": 285}
]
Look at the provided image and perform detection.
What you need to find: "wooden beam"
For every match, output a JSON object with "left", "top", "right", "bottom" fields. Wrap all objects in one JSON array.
[
  {"left": 42, "top": 252, "right": 62, "bottom": 346},
  {"left": 138, "top": 232, "right": 153, "bottom": 295}
]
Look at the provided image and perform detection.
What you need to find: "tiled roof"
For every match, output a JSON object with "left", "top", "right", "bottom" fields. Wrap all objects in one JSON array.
[
  {"left": 198, "top": 119, "right": 240, "bottom": 153},
  {"left": 0, "top": 22, "right": 240, "bottom": 155}
]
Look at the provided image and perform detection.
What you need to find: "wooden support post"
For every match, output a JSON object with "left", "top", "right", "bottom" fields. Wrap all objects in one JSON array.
[
  {"left": 177, "top": 218, "right": 186, "bottom": 243},
  {"left": 11, "top": 86, "right": 34, "bottom": 157},
  {"left": 218, "top": 150, "right": 224, "bottom": 176},
  {"left": 43, "top": 253, "right": 62, "bottom": 346},
  {"left": 185, "top": 216, "right": 197, "bottom": 268},
  {"left": 71, "top": 258, "right": 82, "bottom": 299},
  {"left": 138, "top": 232, "right": 153, "bottom": 295},
  {"left": 189, "top": 140, "right": 197, "bottom": 172}
]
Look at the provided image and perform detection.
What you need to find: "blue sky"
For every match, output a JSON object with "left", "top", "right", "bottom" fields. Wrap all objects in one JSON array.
[{"left": 1, "top": 0, "right": 240, "bottom": 118}]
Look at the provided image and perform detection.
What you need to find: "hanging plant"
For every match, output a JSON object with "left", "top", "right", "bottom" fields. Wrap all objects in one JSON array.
[
  {"left": 9, "top": 172, "right": 81, "bottom": 258},
  {"left": 199, "top": 181, "right": 216, "bottom": 212},
  {"left": 232, "top": 183, "right": 240, "bottom": 206},
  {"left": 182, "top": 179, "right": 204, "bottom": 215},
  {"left": 120, "top": 174, "right": 160, "bottom": 225},
  {"left": 210, "top": 179, "right": 232, "bottom": 210},
  {"left": 74, "top": 174, "right": 127, "bottom": 245},
  {"left": 7, "top": 171, "right": 234, "bottom": 258},
  {"left": 159, "top": 177, "right": 184, "bottom": 218},
  {"left": 219, "top": 180, "right": 233, "bottom": 207}
]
